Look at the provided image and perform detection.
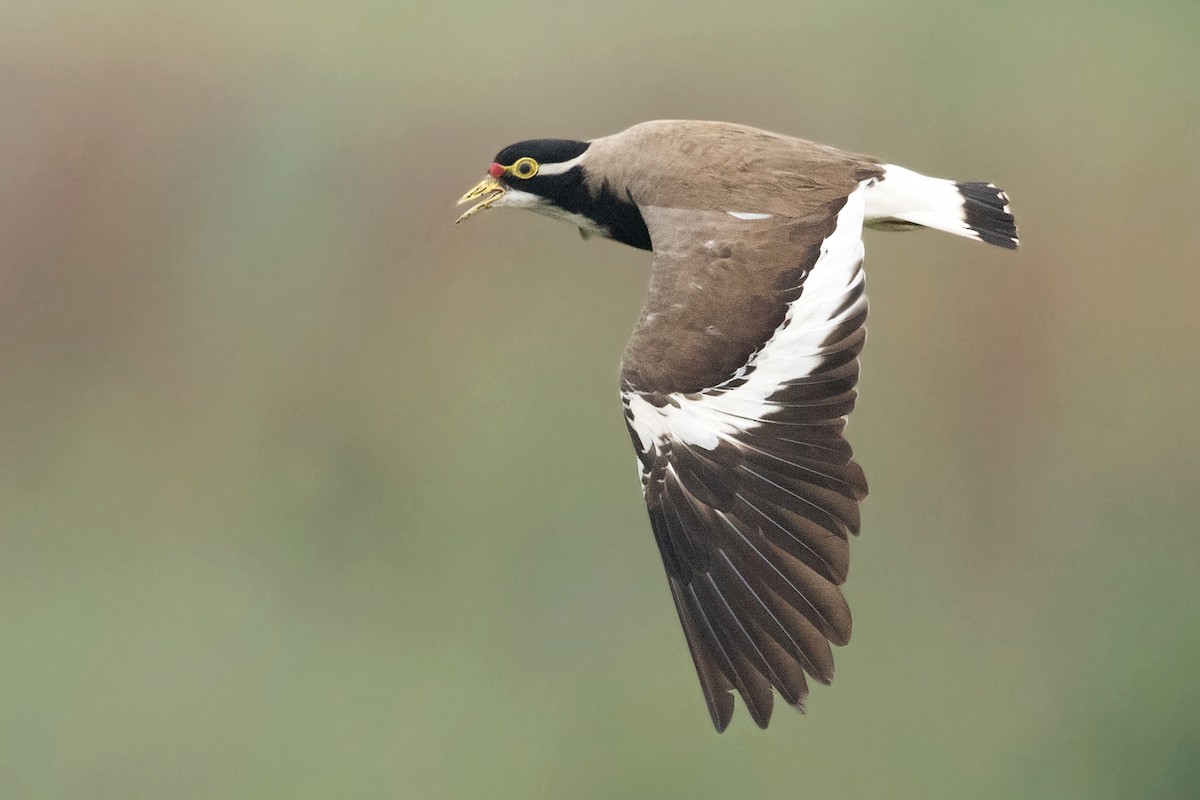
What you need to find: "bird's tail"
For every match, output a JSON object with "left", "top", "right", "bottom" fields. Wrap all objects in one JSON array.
[{"left": 863, "top": 164, "right": 1019, "bottom": 249}]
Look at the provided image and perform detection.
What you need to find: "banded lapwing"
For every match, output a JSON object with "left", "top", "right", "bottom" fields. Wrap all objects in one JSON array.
[{"left": 457, "top": 120, "right": 1018, "bottom": 731}]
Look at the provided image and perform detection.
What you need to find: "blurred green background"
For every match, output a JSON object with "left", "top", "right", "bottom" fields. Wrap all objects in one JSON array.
[{"left": 2, "top": 1, "right": 1198, "bottom": 797}]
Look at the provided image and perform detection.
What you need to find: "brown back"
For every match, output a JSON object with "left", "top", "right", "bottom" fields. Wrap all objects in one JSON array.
[{"left": 591, "top": 121, "right": 882, "bottom": 394}]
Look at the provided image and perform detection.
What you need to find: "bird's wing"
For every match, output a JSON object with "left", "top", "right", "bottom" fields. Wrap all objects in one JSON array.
[{"left": 620, "top": 182, "right": 872, "bottom": 731}]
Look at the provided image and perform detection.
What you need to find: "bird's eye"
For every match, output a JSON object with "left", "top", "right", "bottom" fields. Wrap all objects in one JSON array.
[{"left": 511, "top": 157, "right": 539, "bottom": 179}]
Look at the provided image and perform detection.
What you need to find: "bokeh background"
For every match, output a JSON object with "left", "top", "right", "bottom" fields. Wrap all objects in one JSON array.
[{"left": 2, "top": 2, "right": 1198, "bottom": 797}]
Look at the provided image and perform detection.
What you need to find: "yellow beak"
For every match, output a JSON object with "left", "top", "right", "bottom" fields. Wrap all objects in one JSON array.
[{"left": 455, "top": 175, "right": 506, "bottom": 224}]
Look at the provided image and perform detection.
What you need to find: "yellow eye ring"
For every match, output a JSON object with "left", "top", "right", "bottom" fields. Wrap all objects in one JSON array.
[{"left": 508, "top": 157, "right": 539, "bottom": 179}]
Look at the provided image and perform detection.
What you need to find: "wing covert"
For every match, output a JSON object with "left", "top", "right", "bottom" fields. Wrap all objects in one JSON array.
[{"left": 621, "top": 183, "right": 872, "bottom": 730}]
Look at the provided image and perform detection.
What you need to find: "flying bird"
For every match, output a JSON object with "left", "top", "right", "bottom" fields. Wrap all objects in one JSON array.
[{"left": 456, "top": 120, "right": 1018, "bottom": 731}]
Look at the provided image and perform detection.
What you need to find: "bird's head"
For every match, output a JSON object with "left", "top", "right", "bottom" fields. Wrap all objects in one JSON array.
[{"left": 455, "top": 138, "right": 591, "bottom": 224}]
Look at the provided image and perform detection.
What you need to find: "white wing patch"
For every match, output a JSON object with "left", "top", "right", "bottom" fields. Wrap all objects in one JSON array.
[
  {"left": 626, "top": 182, "right": 869, "bottom": 455},
  {"left": 726, "top": 211, "right": 774, "bottom": 221}
]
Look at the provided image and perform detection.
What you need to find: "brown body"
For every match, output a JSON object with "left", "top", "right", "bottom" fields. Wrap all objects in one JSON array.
[{"left": 458, "top": 120, "right": 1017, "bottom": 731}]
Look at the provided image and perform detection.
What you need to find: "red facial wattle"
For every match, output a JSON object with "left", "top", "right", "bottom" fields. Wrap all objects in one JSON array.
[{"left": 488, "top": 162, "right": 505, "bottom": 178}]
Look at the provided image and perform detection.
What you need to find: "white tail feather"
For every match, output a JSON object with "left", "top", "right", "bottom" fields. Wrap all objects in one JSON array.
[
  {"left": 864, "top": 164, "right": 973, "bottom": 238},
  {"left": 863, "top": 164, "right": 1019, "bottom": 249}
]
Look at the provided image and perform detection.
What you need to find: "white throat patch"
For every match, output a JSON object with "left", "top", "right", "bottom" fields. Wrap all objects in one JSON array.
[{"left": 495, "top": 188, "right": 608, "bottom": 239}]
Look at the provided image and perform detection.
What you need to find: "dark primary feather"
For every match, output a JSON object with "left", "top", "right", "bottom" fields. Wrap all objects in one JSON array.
[{"left": 631, "top": 378, "right": 867, "bottom": 730}]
